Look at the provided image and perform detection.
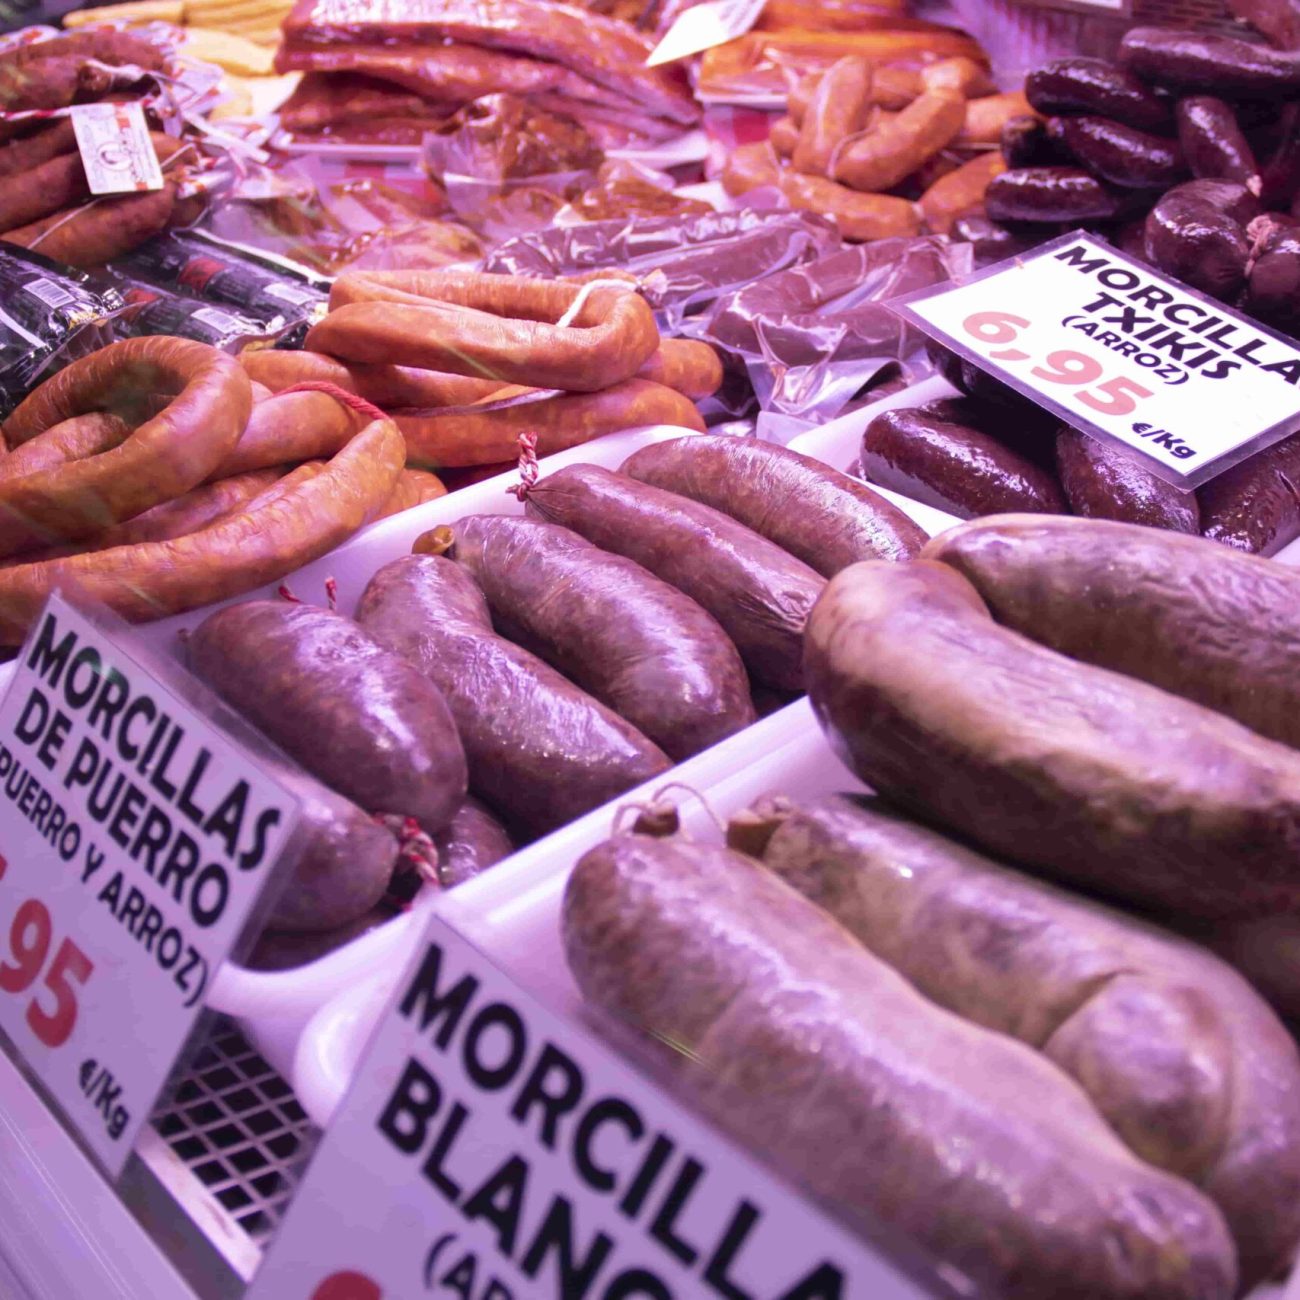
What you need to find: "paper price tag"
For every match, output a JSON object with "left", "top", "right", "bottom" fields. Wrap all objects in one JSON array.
[
  {"left": 894, "top": 231, "right": 1300, "bottom": 488},
  {"left": 0, "top": 595, "right": 301, "bottom": 1176},
  {"left": 647, "top": 0, "right": 766, "bottom": 66},
  {"left": 70, "top": 102, "right": 165, "bottom": 195},
  {"left": 250, "top": 919, "right": 933, "bottom": 1300}
]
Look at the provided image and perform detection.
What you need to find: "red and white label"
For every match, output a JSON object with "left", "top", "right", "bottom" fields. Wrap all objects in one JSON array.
[
  {"left": 0, "top": 595, "right": 300, "bottom": 1176},
  {"left": 71, "top": 102, "right": 165, "bottom": 196}
]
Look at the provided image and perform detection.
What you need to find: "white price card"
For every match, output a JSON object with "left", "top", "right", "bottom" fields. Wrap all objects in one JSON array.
[
  {"left": 0, "top": 595, "right": 300, "bottom": 1176},
  {"left": 894, "top": 230, "right": 1300, "bottom": 488},
  {"left": 70, "top": 102, "right": 165, "bottom": 195},
  {"left": 647, "top": 0, "right": 766, "bottom": 66},
  {"left": 249, "top": 919, "right": 937, "bottom": 1300}
]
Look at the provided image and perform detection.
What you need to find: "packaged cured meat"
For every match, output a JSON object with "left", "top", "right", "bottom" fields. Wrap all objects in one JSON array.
[
  {"left": 108, "top": 279, "right": 275, "bottom": 349},
  {"left": 0, "top": 244, "right": 120, "bottom": 418}
]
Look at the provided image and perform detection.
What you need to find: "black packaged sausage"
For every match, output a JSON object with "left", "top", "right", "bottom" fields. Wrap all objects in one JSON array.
[{"left": 108, "top": 281, "right": 272, "bottom": 350}]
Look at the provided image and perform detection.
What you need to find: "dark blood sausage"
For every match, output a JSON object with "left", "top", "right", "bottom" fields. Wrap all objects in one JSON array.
[
  {"left": 985, "top": 167, "right": 1128, "bottom": 223},
  {"left": 247, "top": 905, "right": 395, "bottom": 969},
  {"left": 188, "top": 601, "right": 467, "bottom": 834},
  {"left": 748, "top": 791, "right": 1300, "bottom": 1291},
  {"left": 804, "top": 559, "right": 1300, "bottom": 922},
  {"left": 451, "top": 513, "right": 755, "bottom": 761},
  {"left": 1025, "top": 56, "right": 1172, "bottom": 131},
  {"left": 266, "top": 773, "right": 399, "bottom": 932},
  {"left": 1177, "top": 98, "right": 1261, "bottom": 188},
  {"left": 1198, "top": 432, "right": 1300, "bottom": 556},
  {"left": 1001, "top": 115, "right": 1068, "bottom": 169},
  {"left": 923, "top": 512, "right": 1300, "bottom": 751},
  {"left": 354, "top": 554, "right": 670, "bottom": 837},
  {"left": 862, "top": 405, "right": 1065, "bottom": 519},
  {"left": 563, "top": 832, "right": 1238, "bottom": 1300},
  {"left": 1245, "top": 215, "right": 1300, "bottom": 336},
  {"left": 433, "top": 797, "right": 514, "bottom": 888},
  {"left": 950, "top": 214, "right": 1041, "bottom": 263},
  {"left": 1143, "top": 182, "right": 1254, "bottom": 302},
  {"left": 1119, "top": 27, "right": 1300, "bottom": 99},
  {"left": 523, "top": 464, "right": 825, "bottom": 692},
  {"left": 925, "top": 340, "right": 1045, "bottom": 415},
  {"left": 619, "top": 434, "right": 927, "bottom": 574},
  {"left": 1049, "top": 116, "right": 1185, "bottom": 189},
  {"left": 1056, "top": 427, "right": 1200, "bottom": 532}
]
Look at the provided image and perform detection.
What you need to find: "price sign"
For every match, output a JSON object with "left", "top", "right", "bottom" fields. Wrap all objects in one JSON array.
[
  {"left": 0, "top": 595, "right": 301, "bottom": 1175},
  {"left": 894, "top": 231, "right": 1300, "bottom": 488},
  {"left": 249, "top": 920, "right": 934, "bottom": 1300},
  {"left": 647, "top": 0, "right": 766, "bottom": 66}
]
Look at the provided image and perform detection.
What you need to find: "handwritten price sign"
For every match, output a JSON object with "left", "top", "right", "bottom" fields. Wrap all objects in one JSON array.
[
  {"left": 0, "top": 595, "right": 301, "bottom": 1176},
  {"left": 895, "top": 231, "right": 1300, "bottom": 488}
]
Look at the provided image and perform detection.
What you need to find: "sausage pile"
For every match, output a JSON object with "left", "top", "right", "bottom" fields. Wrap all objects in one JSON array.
[
  {"left": 861, "top": 351, "right": 1300, "bottom": 556},
  {"left": 720, "top": 55, "right": 1027, "bottom": 242},
  {"left": 0, "top": 30, "right": 199, "bottom": 268},
  {"left": 566, "top": 519, "right": 1300, "bottom": 1299},
  {"left": 0, "top": 336, "right": 426, "bottom": 644},
  {"left": 992, "top": 28, "right": 1300, "bottom": 342},
  {"left": 188, "top": 433, "right": 926, "bottom": 968},
  {"left": 243, "top": 270, "right": 724, "bottom": 469}
]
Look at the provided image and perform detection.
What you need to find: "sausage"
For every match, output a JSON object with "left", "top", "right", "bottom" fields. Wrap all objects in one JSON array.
[
  {"left": 862, "top": 404, "right": 1065, "bottom": 518},
  {"left": 1119, "top": 27, "right": 1300, "bottom": 99},
  {"left": 1001, "top": 114, "right": 1068, "bottom": 169},
  {"left": 207, "top": 389, "right": 357, "bottom": 480},
  {"left": 433, "top": 797, "right": 513, "bottom": 888},
  {"left": 0, "top": 338, "right": 251, "bottom": 556},
  {"left": 246, "top": 906, "right": 396, "bottom": 970},
  {"left": 1177, "top": 97, "right": 1261, "bottom": 189},
  {"left": 1055, "top": 427, "right": 1199, "bottom": 532},
  {"left": 619, "top": 434, "right": 927, "bottom": 573},
  {"left": 922, "top": 512, "right": 1300, "bottom": 751},
  {"left": 1025, "top": 56, "right": 1172, "bottom": 130},
  {"left": 0, "top": 416, "right": 404, "bottom": 645},
  {"left": 189, "top": 600, "right": 467, "bottom": 833},
  {"left": 524, "top": 463, "right": 824, "bottom": 692},
  {"left": 395, "top": 378, "right": 703, "bottom": 469},
  {"left": 2, "top": 184, "right": 176, "bottom": 269},
  {"left": 634, "top": 339, "right": 723, "bottom": 399},
  {"left": 374, "top": 467, "right": 448, "bottom": 519},
  {"left": 265, "top": 773, "right": 399, "bottom": 933},
  {"left": 720, "top": 140, "right": 781, "bottom": 196},
  {"left": 1143, "top": 184, "right": 1253, "bottom": 301},
  {"left": 791, "top": 56, "right": 874, "bottom": 176},
  {"left": 239, "top": 349, "right": 503, "bottom": 409},
  {"left": 957, "top": 90, "right": 1035, "bottom": 146},
  {"left": 951, "top": 212, "right": 1040, "bottom": 262},
  {"left": 1244, "top": 214, "right": 1300, "bottom": 336},
  {"left": 778, "top": 172, "right": 921, "bottom": 240},
  {"left": 1197, "top": 431, "right": 1300, "bottom": 556},
  {"left": 309, "top": 270, "right": 660, "bottom": 392},
  {"left": 921, "top": 55, "right": 995, "bottom": 99},
  {"left": 985, "top": 166, "right": 1128, "bottom": 222},
  {"left": 0, "top": 120, "right": 77, "bottom": 181},
  {"left": 439, "top": 461, "right": 514, "bottom": 491},
  {"left": 0, "top": 151, "right": 89, "bottom": 232},
  {"left": 833, "top": 92, "right": 966, "bottom": 192},
  {"left": 918, "top": 150, "right": 1005, "bottom": 234},
  {"left": 0, "top": 29, "right": 166, "bottom": 73},
  {"left": 750, "top": 791, "right": 1300, "bottom": 1290},
  {"left": 354, "top": 553, "right": 670, "bottom": 836},
  {"left": 451, "top": 514, "right": 754, "bottom": 760},
  {"left": 1049, "top": 116, "right": 1186, "bottom": 189},
  {"left": 563, "top": 832, "right": 1238, "bottom": 1300},
  {"left": 768, "top": 114, "right": 800, "bottom": 158},
  {"left": 804, "top": 558, "right": 1300, "bottom": 922},
  {"left": 0, "top": 411, "right": 129, "bottom": 479}
]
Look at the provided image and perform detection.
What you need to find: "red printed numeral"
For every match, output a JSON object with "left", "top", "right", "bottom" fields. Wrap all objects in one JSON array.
[{"left": 0, "top": 858, "right": 93, "bottom": 1049}]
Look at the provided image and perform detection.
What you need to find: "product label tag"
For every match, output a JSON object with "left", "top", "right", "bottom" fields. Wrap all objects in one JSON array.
[
  {"left": 894, "top": 230, "right": 1300, "bottom": 488},
  {"left": 0, "top": 595, "right": 301, "bottom": 1177},
  {"left": 249, "top": 918, "right": 929, "bottom": 1300},
  {"left": 71, "top": 102, "right": 165, "bottom": 195},
  {"left": 647, "top": 0, "right": 766, "bottom": 66}
]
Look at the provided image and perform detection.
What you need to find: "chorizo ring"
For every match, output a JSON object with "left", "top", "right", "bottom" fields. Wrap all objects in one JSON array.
[
  {"left": 635, "top": 340, "right": 724, "bottom": 400},
  {"left": 207, "top": 389, "right": 358, "bottom": 480},
  {"left": 0, "top": 412, "right": 130, "bottom": 481},
  {"left": 0, "top": 416, "right": 403, "bottom": 644},
  {"left": 394, "top": 378, "right": 704, "bottom": 469},
  {"left": 2, "top": 183, "right": 177, "bottom": 269},
  {"left": 307, "top": 269, "right": 660, "bottom": 392},
  {"left": 0, "top": 338, "right": 250, "bottom": 557}
]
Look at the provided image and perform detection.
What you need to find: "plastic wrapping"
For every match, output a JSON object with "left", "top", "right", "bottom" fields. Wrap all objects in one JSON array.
[
  {"left": 697, "top": 234, "right": 970, "bottom": 421},
  {"left": 106, "top": 279, "right": 279, "bottom": 349},
  {"left": 0, "top": 244, "right": 119, "bottom": 417}
]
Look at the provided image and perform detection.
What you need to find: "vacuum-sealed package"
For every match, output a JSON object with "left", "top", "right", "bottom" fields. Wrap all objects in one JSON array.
[
  {"left": 108, "top": 280, "right": 273, "bottom": 350},
  {"left": 0, "top": 244, "right": 120, "bottom": 416}
]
